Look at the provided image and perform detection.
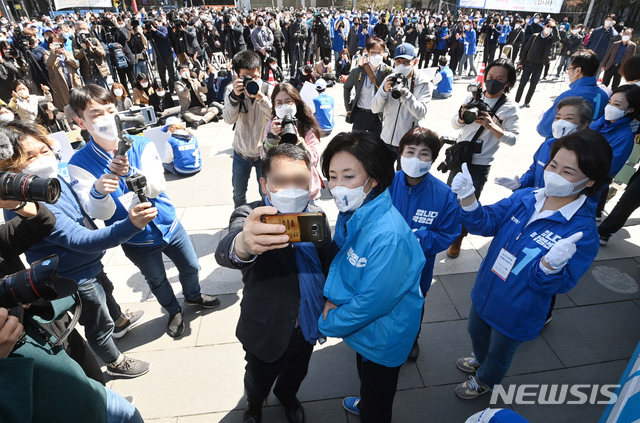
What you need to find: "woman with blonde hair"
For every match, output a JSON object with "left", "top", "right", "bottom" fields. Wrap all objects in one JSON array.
[{"left": 161, "top": 117, "right": 202, "bottom": 176}]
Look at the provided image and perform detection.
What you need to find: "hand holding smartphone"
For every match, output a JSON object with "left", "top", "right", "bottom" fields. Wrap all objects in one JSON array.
[{"left": 260, "top": 212, "right": 327, "bottom": 243}]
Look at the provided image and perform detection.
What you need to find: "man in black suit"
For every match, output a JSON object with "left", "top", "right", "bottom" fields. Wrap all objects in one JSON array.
[{"left": 216, "top": 144, "right": 332, "bottom": 423}]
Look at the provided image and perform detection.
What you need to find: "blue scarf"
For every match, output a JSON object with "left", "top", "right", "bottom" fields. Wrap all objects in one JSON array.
[{"left": 265, "top": 196, "right": 326, "bottom": 345}]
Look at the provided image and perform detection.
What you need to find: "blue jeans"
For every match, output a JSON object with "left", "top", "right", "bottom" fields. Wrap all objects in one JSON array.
[
  {"left": 458, "top": 53, "right": 477, "bottom": 76},
  {"left": 122, "top": 222, "right": 201, "bottom": 315},
  {"left": 106, "top": 387, "right": 144, "bottom": 423},
  {"left": 77, "top": 276, "right": 122, "bottom": 364},
  {"left": 468, "top": 302, "right": 523, "bottom": 390},
  {"left": 556, "top": 54, "right": 572, "bottom": 75},
  {"left": 133, "top": 60, "right": 148, "bottom": 78},
  {"left": 232, "top": 150, "right": 263, "bottom": 208},
  {"left": 432, "top": 88, "right": 452, "bottom": 99}
]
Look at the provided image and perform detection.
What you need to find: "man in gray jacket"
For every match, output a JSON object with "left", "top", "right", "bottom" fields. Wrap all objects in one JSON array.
[
  {"left": 372, "top": 43, "right": 431, "bottom": 165},
  {"left": 250, "top": 16, "right": 274, "bottom": 62},
  {"left": 343, "top": 37, "right": 392, "bottom": 136}
]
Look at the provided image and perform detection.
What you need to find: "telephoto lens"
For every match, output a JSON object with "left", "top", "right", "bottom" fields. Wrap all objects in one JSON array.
[
  {"left": 279, "top": 114, "right": 299, "bottom": 145},
  {"left": 0, "top": 171, "right": 61, "bottom": 204},
  {"left": 242, "top": 75, "right": 260, "bottom": 96},
  {"left": 0, "top": 255, "right": 78, "bottom": 308}
]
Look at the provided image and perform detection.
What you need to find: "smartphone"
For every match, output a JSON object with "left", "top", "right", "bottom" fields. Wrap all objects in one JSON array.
[
  {"left": 51, "top": 43, "right": 62, "bottom": 50},
  {"left": 260, "top": 212, "right": 327, "bottom": 243}
]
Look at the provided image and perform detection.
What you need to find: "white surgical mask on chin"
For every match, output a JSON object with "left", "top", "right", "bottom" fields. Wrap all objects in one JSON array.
[
  {"left": 604, "top": 104, "right": 627, "bottom": 121},
  {"left": 23, "top": 155, "right": 58, "bottom": 178},
  {"left": 543, "top": 170, "right": 589, "bottom": 197},
  {"left": 401, "top": 156, "right": 432, "bottom": 178},
  {"left": 92, "top": 114, "right": 119, "bottom": 141},
  {"left": 332, "top": 177, "right": 372, "bottom": 212},
  {"left": 268, "top": 184, "right": 310, "bottom": 213},
  {"left": 275, "top": 103, "right": 297, "bottom": 119},
  {"left": 551, "top": 119, "right": 578, "bottom": 139}
]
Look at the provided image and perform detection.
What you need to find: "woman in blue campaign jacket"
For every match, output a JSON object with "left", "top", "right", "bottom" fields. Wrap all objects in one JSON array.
[
  {"left": 318, "top": 131, "right": 425, "bottom": 423},
  {"left": 161, "top": 118, "right": 202, "bottom": 176},
  {"left": 388, "top": 127, "right": 461, "bottom": 360},
  {"left": 450, "top": 131, "right": 612, "bottom": 400},
  {"left": 495, "top": 97, "right": 594, "bottom": 191}
]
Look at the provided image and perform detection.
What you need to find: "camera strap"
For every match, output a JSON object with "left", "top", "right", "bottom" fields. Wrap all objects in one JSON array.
[
  {"left": 362, "top": 63, "right": 379, "bottom": 90},
  {"left": 469, "top": 93, "right": 509, "bottom": 146}
]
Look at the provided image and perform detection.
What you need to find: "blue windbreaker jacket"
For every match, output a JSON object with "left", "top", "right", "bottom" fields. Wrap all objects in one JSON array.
[
  {"left": 536, "top": 77, "right": 608, "bottom": 139},
  {"left": 519, "top": 137, "right": 556, "bottom": 190},
  {"left": 388, "top": 171, "right": 461, "bottom": 293},
  {"left": 463, "top": 29, "right": 477, "bottom": 55},
  {"left": 590, "top": 115, "right": 635, "bottom": 177},
  {"left": 319, "top": 190, "right": 426, "bottom": 367},
  {"left": 436, "top": 27, "right": 449, "bottom": 50},
  {"left": 462, "top": 188, "right": 599, "bottom": 341}
]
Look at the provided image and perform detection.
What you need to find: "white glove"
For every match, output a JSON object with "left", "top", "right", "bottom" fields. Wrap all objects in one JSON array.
[
  {"left": 451, "top": 163, "right": 475, "bottom": 199},
  {"left": 494, "top": 175, "right": 521, "bottom": 190},
  {"left": 544, "top": 232, "right": 583, "bottom": 270}
]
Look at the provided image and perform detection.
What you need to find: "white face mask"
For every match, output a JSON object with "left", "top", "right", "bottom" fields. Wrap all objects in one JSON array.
[
  {"left": 267, "top": 184, "right": 310, "bottom": 213},
  {"left": 140, "top": 81, "right": 149, "bottom": 88},
  {"left": 23, "top": 154, "right": 58, "bottom": 179},
  {"left": 331, "top": 177, "right": 372, "bottom": 212},
  {"left": 622, "top": 35, "right": 631, "bottom": 42},
  {"left": 604, "top": 20, "right": 613, "bottom": 28},
  {"left": 275, "top": 103, "right": 296, "bottom": 119},
  {"left": 533, "top": 18, "right": 540, "bottom": 24},
  {"left": 113, "top": 88, "right": 124, "bottom": 97},
  {"left": 544, "top": 170, "right": 589, "bottom": 197},
  {"left": 401, "top": 156, "right": 432, "bottom": 178},
  {"left": 394, "top": 64, "right": 412, "bottom": 77},
  {"left": 428, "top": 23, "right": 434, "bottom": 28},
  {"left": 543, "top": 27, "right": 552, "bottom": 36},
  {"left": 604, "top": 104, "right": 627, "bottom": 121},
  {"left": 564, "top": 68, "right": 574, "bottom": 85},
  {"left": 270, "top": 23, "right": 276, "bottom": 29},
  {"left": 464, "top": 25, "right": 469, "bottom": 30},
  {"left": 157, "top": 90, "right": 165, "bottom": 97},
  {"left": 552, "top": 119, "right": 578, "bottom": 139},
  {"left": 571, "top": 29, "right": 579, "bottom": 35},
  {"left": 91, "top": 114, "right": 119, "bottom": 141},
  {"left": 368, "top": 54, "right": 383, "bottom": 67},
  {"left": 514, "top": 24, "right": 521, "bottom": 29},
  {"left": 181, "top": 71, "right": 190, "bottom": 79},
  {"left": 0, "top": 113, "right": 14, "bottom": 122}
]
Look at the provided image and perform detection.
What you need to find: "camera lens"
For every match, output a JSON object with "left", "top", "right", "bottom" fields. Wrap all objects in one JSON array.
[
  {"left": 0, "top": 172, "right": 61, "bottom": 204},
  {"left": 311, "top": 224, "right": 319, "bottom": 231},
  {"left": 463, "top": 108, "right": 479, "bottom": 125}
]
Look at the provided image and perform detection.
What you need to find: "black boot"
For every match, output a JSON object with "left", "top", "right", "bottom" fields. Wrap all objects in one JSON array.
[
  {"left": 243, "top": 402, "right": 262, "bottom": 423},
  {"left": 277, "top": 396, "right": 305, "bottom": 423},
  {"left": 408, "top": 338, "right": 420, "bottom": 360}
]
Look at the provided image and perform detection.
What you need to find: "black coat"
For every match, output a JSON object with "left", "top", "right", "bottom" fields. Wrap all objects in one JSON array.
[
  {"left": 288, "top": 21, "right": 309, "bottom": 47},
  {"left": 215, "top": 201, "right": 332, "bottom": 363},
  {"left": 506, "top": 27, "right": 524, "bottom": 47},
  {"left": 272, "top": 28, "right": 286, "bottom": 50},
  {"left": 224, "top": 22, "right": 246, "bottom": 57}
]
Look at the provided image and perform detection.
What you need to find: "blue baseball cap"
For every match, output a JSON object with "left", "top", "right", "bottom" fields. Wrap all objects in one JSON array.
[{"left": 394, "top": 43, "right": 417, "bottom": 60}]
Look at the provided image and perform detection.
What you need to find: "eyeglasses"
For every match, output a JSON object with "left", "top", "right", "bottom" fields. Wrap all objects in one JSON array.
[{"left": 274, "top": 98, "right": 295, "bottom": 107}]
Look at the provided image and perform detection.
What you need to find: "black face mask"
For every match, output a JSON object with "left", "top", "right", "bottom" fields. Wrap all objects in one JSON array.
[{"left": 485, "top": 78, "right": 506, "bottom": 95}]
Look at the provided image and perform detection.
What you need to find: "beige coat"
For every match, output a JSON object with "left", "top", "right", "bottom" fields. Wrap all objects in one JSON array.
[
  {"left": 175, "top": 78, "right": 208, "bottom": 113},
  {"left": 73, "top": 37, "right": 110, "bottom": 79},
  {"left": 45, "top": 50, "right": 82, "bottom": 110}
]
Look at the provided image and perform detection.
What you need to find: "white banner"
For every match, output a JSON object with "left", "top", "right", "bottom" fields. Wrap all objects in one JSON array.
[
  {"left": 459, "top": 0, "right": 563, "bottom": 14},
  {"left": 54, "top": 0, "right": 112, "bottom": 9}
]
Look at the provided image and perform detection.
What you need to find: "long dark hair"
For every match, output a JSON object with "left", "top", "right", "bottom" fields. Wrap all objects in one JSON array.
[{"left": 271, "top": 83, "right": 321, "bottom": 140}]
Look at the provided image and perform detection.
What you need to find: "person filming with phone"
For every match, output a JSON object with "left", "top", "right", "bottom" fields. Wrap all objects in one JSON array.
[{"left": 216, "top": 143, "right": 332, "bottom": 423}]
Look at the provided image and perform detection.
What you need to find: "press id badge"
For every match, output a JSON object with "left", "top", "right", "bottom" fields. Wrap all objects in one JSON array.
[
  {"left": 118, "top": 191, "right": 141, "bottom": 212},
  {"left": 492, "top": 248, "right": 517, "bottom": 281}
]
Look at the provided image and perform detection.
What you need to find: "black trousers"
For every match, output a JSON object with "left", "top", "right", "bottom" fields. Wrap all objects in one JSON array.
[
  {"left": 157, "top": 54, "right": 176, "bottom": 92},
  {"left": 116, "top": 65, "right": 137, "bottom": 97},
  {"left": 447, "top": 163, "right": 492, "bottom": 238},
  {"left": 511, "top": 44, "right": 522, "bottom": 63},
  {"left": 418, "top": 50, "right": 432, "bottom": 69},
  {"left": 515, "top": 64, "right": 543, "bottom": 105},
  {"left": 356, "top": 353, "right": 402, "bottom": 423},
  {"left": 244, "top": 328, "right": 313, "bottom": 407},
  {"left": 450, "top": 49, "right": 463, "bottom": 74},
  {"left": 483, "top": 43, "right": 497, "bottom": 64},
  {"left": 431, "top": 49, "right": 446, "bottom": 67},
  {"left": 599, "top": 172, "right": 640, "bottom": 237},
  {"left": 352, "top": 108, "right": 382, "bottom": 136},
  {"left": 603, "top": 64, "right": 622, "bottom": 89}
]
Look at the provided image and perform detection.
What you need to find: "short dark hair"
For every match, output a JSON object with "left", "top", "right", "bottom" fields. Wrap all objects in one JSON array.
[
  {"left": 365, "top": 37, "right": 385, "bottom": 52},
  {"left": 485, "top": 58, "right": 517, "bottom": 93},
  {"left": 611, "top": 84, "right": 640, "bottom": 120},
  {"left": 548, "top": 128, "right": 612, "bottom": 196},
  {"left": 232, "top": 50, "right": 262, "bottom": 74},
  {"left": 438, "top": 56, "right": 448, "bottom": 67},
  {"left": 570, "top": 50, "right": 600, "bottom": 76},
  {"left": 261, "top": 143, "right": 310, "bottom": 176},
  {"left": 69, "top": 84, "right": 115, "bottom": 119},
  {"left": 621, "top": 55, "right": 640, "bottom": 82},
  {"left": 398, "top": 127, "right": 443, "bottom": 161},
  {"left": 321, "top": 131, "right": 395, "bottom": 196}
]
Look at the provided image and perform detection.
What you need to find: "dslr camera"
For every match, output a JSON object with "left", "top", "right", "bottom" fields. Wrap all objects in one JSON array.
[
  {"left": 0, "top": 171, "right": 61, "bottom": 204},
  {"left": 461, "top": 83, "right": 490, "bottom": 124},
  {"left": 242, "top": 75, "right": 260, "bottom": 96},
  {"left": 279, "top": 114, "right": 299, "bottom": 145},
  {"left": 389, "top": 73, "right": 408, "bottom": 100}
]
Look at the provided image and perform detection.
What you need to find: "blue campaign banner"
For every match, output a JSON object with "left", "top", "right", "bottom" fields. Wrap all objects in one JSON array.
[{"left": 458, "top": 0, "right": 563, "bottom": 14}]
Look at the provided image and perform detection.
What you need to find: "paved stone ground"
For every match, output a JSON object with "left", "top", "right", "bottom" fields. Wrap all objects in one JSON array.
[{"left": 94, "top": 67, "right": 640, "bottom": 422}]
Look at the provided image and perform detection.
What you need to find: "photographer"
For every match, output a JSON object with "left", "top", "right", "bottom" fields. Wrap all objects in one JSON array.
[
  {"left": 68, "top": 84, "right": 221, "bottom": 339},
  {"left": 73, "top": 21, "right": 109, "bottom": 88},
  {"left": 261, "top": 82, "right": 322, "bottom": 201},
  {"left": 223, "top": 14, "right": 246, "bottom": 60},
  {"left": 114, "top": 16, "right": 137, "bottom": 98},
  {"left": 16, "top": 27, "right": 49, "bottom": 93},
  {"left": 446, "top": 58, "right": 519, "bottom": 258},
  {"left": 343, "top": 37, "right": 392, "bottom": 135},
  {"left": 146, "top": 19, "right": 177, "bottom": 92},
  {"left": 481, "top": 18, "right": 501, "bottom": 65},
  {"left": 223, "top": 50, "right": 273, "bottom": 208},
  {"left": 175, "top": 63, "right": 220, "bottom": 129},
  {"left": 288, "top": 13, "right": 309, "bottom": 79},
  {"left": 250, "top": 16, "right": 274, "bottom": 62},
  {"left": 215, "top": 143, "right": 332, "bottom": 423},
  {"left": 0, "top": 41, "right": 29, "bottom": 104},
  {"left": 128, "top": 20, "right": 150, "bottom": 79},
  {"left": 371, "top": 43, "right": 431, "bottom": 163},
  {"left": 0, "top": 120, "right": 154, "bottom": 378}
]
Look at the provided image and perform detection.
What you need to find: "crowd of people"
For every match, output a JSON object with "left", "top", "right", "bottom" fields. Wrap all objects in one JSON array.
[{"left": 0, "top": 4, "right": 639, "bottom": 423}]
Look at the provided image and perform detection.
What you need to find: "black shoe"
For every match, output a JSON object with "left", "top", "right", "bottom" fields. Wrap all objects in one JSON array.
[
  {"left": 408, "top": 339, "right": 420, "bottom": 360},
  {"left": 243, "top": 402, "right": 262, "bottom": 423},
  {"left": 190, "top": 121, "right": 199, "bottom": 130},
  {"left": 167, "top": 308, "right": 185, "bottom": 338},
  {"left": 183, "top": 294, "right": 221, "bottom": 309},
  {"left": 212, "top": 114, "right": 219, "bottom": 123},
  {"left": 278, "top": 397, "right": 305, "bottom": 423},
  {"left": 198, "top": 119, "right": 206, "bottom": 127}
]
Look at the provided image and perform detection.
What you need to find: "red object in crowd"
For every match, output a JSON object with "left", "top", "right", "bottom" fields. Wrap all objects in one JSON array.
[{"left": 476, "top": 62, "right": 486, "bottom": 84}]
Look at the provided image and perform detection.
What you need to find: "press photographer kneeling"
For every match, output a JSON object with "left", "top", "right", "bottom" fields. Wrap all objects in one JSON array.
[{"left": 444, "top": 58, "right": 520, "bottom": 258}]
